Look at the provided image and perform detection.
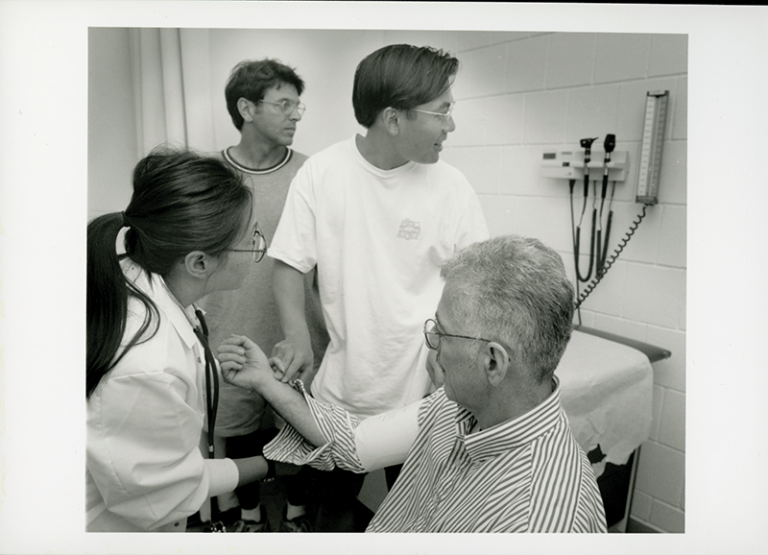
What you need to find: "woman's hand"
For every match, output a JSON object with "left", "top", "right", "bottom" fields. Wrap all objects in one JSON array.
[{"left": 217, "top": 335, "right": 273, "bottom": 392}]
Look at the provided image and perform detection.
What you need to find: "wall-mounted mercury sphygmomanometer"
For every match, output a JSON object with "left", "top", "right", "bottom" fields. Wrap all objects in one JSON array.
[{"left": 540, "top": 90, "right": 670, "bottom": 310}]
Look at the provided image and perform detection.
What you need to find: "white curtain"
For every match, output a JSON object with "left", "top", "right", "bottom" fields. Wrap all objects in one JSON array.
[{"left": 129, "top": 28, "right": 216, "bottom": 156}]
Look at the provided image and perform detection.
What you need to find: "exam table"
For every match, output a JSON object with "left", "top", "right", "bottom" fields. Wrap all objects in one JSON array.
[{"left": 561, "top": 326, "right": 670, "bottom": 531}]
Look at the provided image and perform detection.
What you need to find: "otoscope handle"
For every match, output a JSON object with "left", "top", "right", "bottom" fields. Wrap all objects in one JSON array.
[
  {"left": 600, "top": 134, "right": 616, "bottom": 196},
  {"left": 603, "top": 134, "right": 616, "bottom": 154}
]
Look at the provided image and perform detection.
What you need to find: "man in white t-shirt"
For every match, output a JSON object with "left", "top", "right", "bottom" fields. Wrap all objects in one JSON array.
[{"left": 269, "top": 44, "right": 489, "bottom": 531}]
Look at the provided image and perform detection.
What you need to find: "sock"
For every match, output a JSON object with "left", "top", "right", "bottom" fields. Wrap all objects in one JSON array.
[
  {"left": 241, "top": 505, "right": 262, "bottom": 523},
  {"left": 285, "top": 502, "right": 306, "bottom": 521}
]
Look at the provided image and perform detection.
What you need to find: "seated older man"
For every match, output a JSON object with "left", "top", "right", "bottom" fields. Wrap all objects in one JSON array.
[{"left": 218, "top": 235, "right": 607, "bottom": 533}]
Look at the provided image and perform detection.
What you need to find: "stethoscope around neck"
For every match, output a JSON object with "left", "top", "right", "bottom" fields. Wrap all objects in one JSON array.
[
  {"left": 193, "top": 309, "right": 219, "bottom": 459},
  {"left": 192, "top": 308, "right": 226, "bottom": 532}
]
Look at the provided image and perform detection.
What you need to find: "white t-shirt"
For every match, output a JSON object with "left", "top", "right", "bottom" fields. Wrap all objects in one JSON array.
[{"left": 270, "top": 135, "right": 489, "bottom": 418}]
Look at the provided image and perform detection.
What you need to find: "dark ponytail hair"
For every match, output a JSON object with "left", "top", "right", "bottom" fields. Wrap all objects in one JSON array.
[{"left": 87, "top": 147, "right": 252, "bottom": 398}]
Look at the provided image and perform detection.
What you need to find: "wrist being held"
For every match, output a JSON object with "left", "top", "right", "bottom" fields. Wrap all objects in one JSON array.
[{"left": 218, "top": 335, "right": 271, "bottom": 392}]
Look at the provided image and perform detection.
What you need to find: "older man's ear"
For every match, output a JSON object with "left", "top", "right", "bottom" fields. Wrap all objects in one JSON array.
[
  {"left": 484, "top": 342, "right": 510, "bottom": 387},
  {"left": 426, "top": 349, "right": 444, "bottom": 389}
]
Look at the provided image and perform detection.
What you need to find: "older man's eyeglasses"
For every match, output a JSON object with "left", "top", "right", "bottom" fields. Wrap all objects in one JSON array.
[
  {"left": 260, "top": 99, "right": 306, "bottom": 117},
  {"left": 423, "top": 318, "right": 491, "bottom": 351},
  {"left": 227, "top": 227, "right": 268, "bottom": 263}
]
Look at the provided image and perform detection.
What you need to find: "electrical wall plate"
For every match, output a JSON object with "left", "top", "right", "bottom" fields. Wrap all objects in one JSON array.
[{"left": 541, "top": 150, "right": 628, "bottom": 182}]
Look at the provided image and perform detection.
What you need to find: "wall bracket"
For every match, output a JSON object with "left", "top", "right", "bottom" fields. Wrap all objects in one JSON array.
[{"left": 541, "top": 150, "right": 629, "bottom": 182}]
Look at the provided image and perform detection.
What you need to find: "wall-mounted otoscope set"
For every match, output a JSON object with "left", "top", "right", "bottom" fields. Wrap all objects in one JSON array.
[{"left": 541, "top": 90, "right": 670, "bottom": 312}]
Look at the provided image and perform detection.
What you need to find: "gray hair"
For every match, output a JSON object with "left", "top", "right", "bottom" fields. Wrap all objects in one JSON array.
[{"left": 440, "top": 235, "right": 574, "bottom": 383}]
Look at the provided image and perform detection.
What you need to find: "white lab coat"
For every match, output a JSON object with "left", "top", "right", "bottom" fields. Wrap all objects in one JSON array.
[{"left": 86, "top": 261, "right": 238, "bottom": 532}]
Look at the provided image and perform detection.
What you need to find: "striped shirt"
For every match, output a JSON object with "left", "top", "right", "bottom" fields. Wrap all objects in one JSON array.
[{"left": 265, "top": 376, "right": 607, "bottom": 533}]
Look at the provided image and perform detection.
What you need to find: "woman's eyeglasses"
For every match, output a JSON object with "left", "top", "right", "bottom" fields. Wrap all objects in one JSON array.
[{"left": 227, "top": 227, "right": 268, "bottom": 263}]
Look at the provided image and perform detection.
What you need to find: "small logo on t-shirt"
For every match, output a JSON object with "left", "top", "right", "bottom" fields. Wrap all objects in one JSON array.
[{"left": 397, "top": 218, "right": 421, "bottom": 240}]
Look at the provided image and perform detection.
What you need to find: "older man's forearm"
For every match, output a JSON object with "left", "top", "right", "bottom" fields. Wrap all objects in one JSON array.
[
  {"left": 261, "top": 380, "right": 366, "bottom": 473},
  {"left": 264, "top": 381, "right": 422, "bottom": 474},
  {"left": 255, "top": 375, "right": 328, "bottom": 447}
]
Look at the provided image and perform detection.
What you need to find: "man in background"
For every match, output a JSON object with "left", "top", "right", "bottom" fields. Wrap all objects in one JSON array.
[{"left": 199, "top": 58, "right": 328, "bottom": 533}]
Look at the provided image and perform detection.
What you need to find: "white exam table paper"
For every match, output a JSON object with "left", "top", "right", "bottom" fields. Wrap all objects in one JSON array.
[{"left": 556, "top": 330, "right": 653, "bottom": 477}]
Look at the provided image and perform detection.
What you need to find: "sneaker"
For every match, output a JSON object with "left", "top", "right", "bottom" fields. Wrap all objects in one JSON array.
[
  {"left": 279, "top": 507, "right": 314, "bottom": 533},
  {"left": 218, "top": 506, "right": 242, "bottom": 529},
  {"left": 230, "top": 518, "right": 271, "bottom": 533}
]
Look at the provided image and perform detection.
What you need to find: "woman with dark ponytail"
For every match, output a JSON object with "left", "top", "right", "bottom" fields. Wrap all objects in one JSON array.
[{"left": 87, "top": 147, "right": 279, "bottom": 532}]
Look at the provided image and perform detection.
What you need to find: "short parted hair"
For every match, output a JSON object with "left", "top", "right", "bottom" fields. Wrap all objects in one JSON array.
[
  {"left": 352, "top": 44, "right": 459, "bottom": 128},
  {"left": 440, "top": 235, "right": 575, "bottom": 384},
  {"left": 225, "top": 59, "right": 306, "bottom": 131}
]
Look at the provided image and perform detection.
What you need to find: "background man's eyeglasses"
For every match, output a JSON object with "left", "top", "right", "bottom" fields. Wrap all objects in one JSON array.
[{"left": 261, "top": 99, "right": 306, "bottom": 116}]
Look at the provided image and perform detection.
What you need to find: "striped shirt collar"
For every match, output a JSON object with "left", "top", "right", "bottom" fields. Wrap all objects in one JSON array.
[
  {"left": 222, "top": 146, "right": 293, "bottom": 175},
  {"left": 455, "top": 375, "right": 562, "bottom": 463}
]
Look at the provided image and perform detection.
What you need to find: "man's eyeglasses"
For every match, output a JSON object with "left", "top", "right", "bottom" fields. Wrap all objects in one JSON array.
[
  {"left": 423, "top": 318, "right": 491, "bottom": 351},
  {"left": 260, "top": 99, "right": 306, "bottom": 117},
  {"left": 227, "top": 227, "right": 268, "bottom": 263},
  {"left": 412, "top": 102, "right": 455, "bottom": 125}
]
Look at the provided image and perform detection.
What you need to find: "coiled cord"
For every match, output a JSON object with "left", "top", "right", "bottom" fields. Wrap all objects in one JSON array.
[{"left": 574, "top": 204, "right": 651, "bottom": 310}]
